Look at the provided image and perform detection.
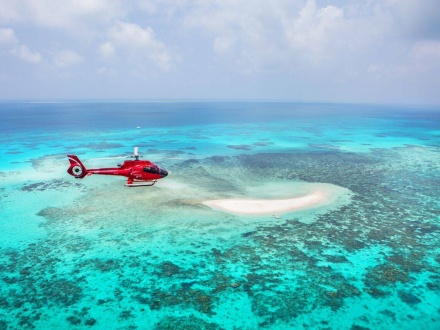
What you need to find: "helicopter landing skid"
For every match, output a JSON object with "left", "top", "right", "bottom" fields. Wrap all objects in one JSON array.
[{"left": 125, "top": 180, "right": 157, "bottom": 187}]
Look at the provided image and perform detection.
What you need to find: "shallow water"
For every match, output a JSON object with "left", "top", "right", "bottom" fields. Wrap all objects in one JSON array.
[{"left": 0, "top": 102, "right": 439, "bottom": 329}]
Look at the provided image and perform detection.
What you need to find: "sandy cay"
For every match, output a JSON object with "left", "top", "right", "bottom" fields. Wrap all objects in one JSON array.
[{"left": 203, "top": 189, "right": 328, "bottom": 216}]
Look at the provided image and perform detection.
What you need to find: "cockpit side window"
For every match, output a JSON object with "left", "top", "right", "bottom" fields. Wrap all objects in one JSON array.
[{"left": 143, "top": 166, "right": 159, "bottom": 174}]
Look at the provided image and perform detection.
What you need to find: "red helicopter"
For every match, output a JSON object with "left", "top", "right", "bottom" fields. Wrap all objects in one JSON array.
[{"left": 67, "top": 147, "right": 168, "bottom": 187}]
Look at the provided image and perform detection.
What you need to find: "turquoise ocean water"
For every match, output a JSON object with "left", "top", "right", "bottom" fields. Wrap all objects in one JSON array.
[{"left": 0, "top": 102, "right": 439, "bottom": 329}]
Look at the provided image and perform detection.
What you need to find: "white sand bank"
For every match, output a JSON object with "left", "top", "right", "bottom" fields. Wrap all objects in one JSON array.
[{"left": 203, "top": 182, "right": 351, "bottom": 216}]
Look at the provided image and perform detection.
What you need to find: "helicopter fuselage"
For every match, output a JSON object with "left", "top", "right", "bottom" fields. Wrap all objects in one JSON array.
[{"left": 67, "top": 155, "right": 168, "bottom": 187}]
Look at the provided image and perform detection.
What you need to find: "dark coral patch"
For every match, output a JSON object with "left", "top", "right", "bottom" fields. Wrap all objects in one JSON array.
[
  {"left": 66, "top": 316, "right": 81, "bottom": 325},
  {"left": 398, "top": 290, "right": 422, "bottom": 305},
  {"left": 253, "top": 141, "right": 274, "bottom": 147},
  {"left": 22, "top": 179, "right": 82, "bottom": 192},
  {"left": 85, "top": 318, "right": 97, "bottom": 326},
  {"left": 325, "top": 255, "right": 350, "bottom": 263},
  {"left": 157, "top": 261, "right": 181, "bottom": 277},
  {"left": 227, "top": 144, "right": 253, "bottom": 151},
  {"left": 365, "top": 264, "right": 409, "bottom": 287}
]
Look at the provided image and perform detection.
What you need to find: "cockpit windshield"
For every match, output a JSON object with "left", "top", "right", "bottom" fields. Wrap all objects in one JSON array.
[{"left": 143, "top": 163, "right": 168, "bottom": 177}]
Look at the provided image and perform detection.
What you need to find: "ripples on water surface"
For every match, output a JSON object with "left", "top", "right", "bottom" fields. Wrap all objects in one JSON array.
[{"left": 0, "top": 102, "right": 439, "bottom": 329}]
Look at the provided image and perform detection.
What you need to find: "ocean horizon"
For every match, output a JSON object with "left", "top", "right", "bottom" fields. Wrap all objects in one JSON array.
[{"left": 1, "top": 101, "right": 439, "bottom": 329}]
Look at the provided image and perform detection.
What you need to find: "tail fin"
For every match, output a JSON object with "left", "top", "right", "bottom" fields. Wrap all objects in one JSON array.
[{"left": 67, "top": 155, "right": 87, "bottom": 178}]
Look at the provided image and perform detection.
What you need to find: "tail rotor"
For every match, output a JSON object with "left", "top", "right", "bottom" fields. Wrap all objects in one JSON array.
[{"left": 67, "top": 155, "right": 87, "bottom": 178}]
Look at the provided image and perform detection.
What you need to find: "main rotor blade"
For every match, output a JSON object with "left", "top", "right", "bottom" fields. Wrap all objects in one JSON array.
[{"left": 89, "top": 156, "right": 129, "bottom": 160}]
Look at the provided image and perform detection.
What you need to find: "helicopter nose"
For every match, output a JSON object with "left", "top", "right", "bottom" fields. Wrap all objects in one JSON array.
[{"left": 160, "top": 168, "right": 168, "bottom": 178}]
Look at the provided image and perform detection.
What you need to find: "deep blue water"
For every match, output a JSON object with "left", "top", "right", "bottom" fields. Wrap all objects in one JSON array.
[
  {"left": 0, "top": 102, "right": 439, "bottom": 329},
  {"left": 1, "top": 101, "right": 439, "bottom": 133}
]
